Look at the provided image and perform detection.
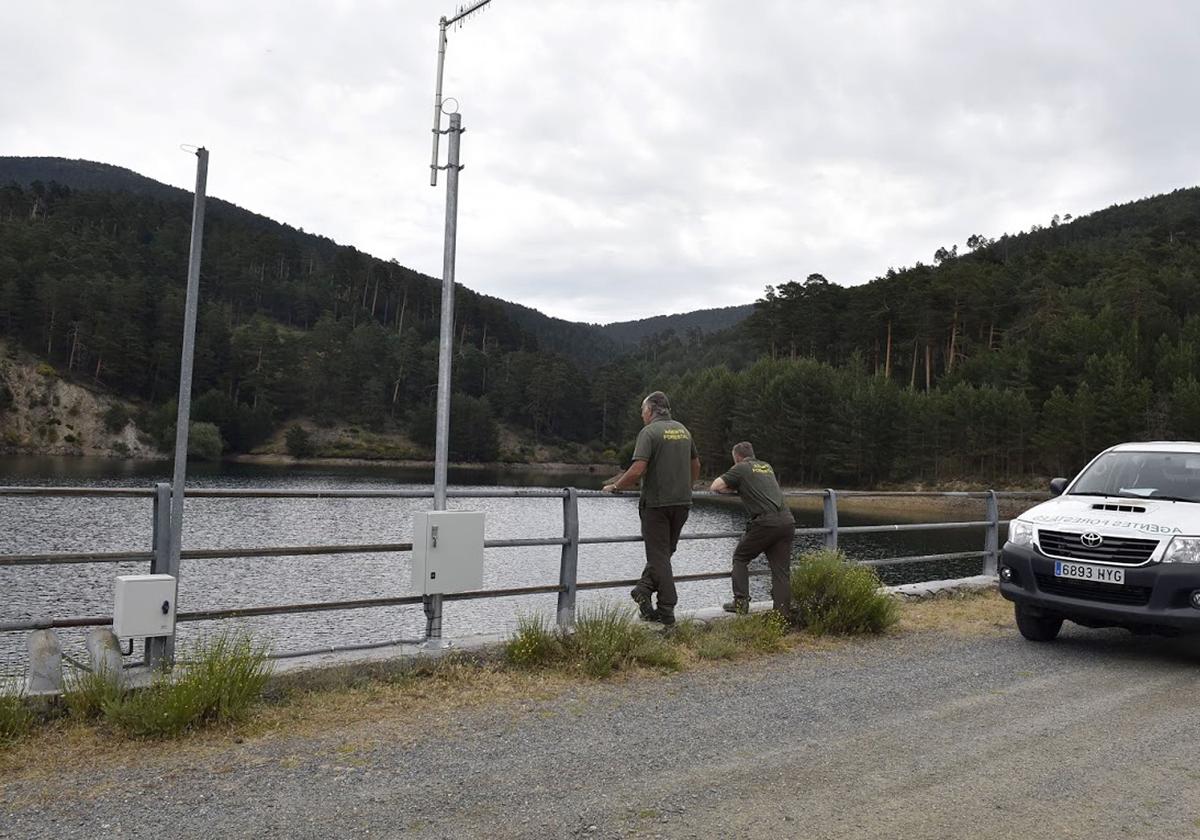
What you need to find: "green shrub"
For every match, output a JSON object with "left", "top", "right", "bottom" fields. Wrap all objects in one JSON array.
[
  {"left": 106, "top": 632, "right": 272, "bottom": 738},
  {"left": 790, "top": 550, "right": 899, "bottom": 635},
  {"left": 103, "top": 403, "right": 130, "bottom": 433},
  {"left": 187, "top": 421, "right": 224, "bottom": 460},
  {"left": 35, "top": 362, "right": 56, "bottom": 378},
  {"left": 64, "top": 668, "right": 125, "bottom": 721},
  {"left": 505, "top": 613, "right": 562, "bottom": 668},
  {"left": 284, "top": 424, "right": 314, "bottom": 458},
  {"left": 566, "top": 604, "right": 652, "bottom": 678},
  {"left": 0, "top": 690, "right": 34, "bottom": 746}
]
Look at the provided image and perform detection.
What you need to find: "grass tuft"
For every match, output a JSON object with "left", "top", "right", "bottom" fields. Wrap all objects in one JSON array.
[
  {"left": 790, "top": 549, "right": 899, "bottom": 635},
  {"left": 694, "top": 635, "right": 740, "bottom": 661},
  {"left": 628, "top": 637, "right": 683, "bottom": 672},
  {"left": 106, "top": 632, "right": 272, "bottom": 738},
  {"left": 504, "top": 605, "right": 680, "bottom": 677},
  {"left": 677, "top": 611, "right": 790, "bottom": 661},
  {"left": 726, "top": 610, "right": 791, "bottom": 652},
  {"left": 505, "top": 613, "right": 563, "bottom": 668},
  {"left": 567, "top": 604, "right": 653, "bottom": 678},
  {"left": 0, "top": 689, "right": 34, "bottom": 747},
  {"left": 63, "top": 667, "right": 126, "bottom": 721}
]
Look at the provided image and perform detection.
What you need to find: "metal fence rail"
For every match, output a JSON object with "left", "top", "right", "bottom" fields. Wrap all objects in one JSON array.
[{"left": 0, "top": 483, "right": 1027, "bottom": 664}]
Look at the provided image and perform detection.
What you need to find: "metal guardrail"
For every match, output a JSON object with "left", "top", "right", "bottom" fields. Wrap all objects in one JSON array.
[{"left": 0, "top": 483, "right": 1029, "bottom": 663}]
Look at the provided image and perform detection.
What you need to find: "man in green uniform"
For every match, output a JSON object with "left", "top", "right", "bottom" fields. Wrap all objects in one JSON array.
[
  {"left": 710, "top": 441, "right": 795, "bottom": 618},
  {"left": 603, "top": 391, "right": 700, "bottom": 626}
]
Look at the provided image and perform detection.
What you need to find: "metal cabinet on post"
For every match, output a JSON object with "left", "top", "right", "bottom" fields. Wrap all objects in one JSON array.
[{"left": 411, "top": 511, "right": 485, "bottom": 595}]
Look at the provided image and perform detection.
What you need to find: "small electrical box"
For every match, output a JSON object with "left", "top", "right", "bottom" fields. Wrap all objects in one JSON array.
[
  {"left": 113, "top": 574, "right": 177, "bottom": 638},
  {"left": 411, "top": 510, "right": 485, "bottom": 595}
]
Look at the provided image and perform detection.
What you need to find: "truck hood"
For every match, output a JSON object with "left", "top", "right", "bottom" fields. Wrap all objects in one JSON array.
[{"left": 1019, "top": 495, "right": 1192, "bottom": 539}]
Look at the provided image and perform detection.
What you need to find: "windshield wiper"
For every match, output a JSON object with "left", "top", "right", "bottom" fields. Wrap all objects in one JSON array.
[
  {"left": 1114, "top": 492, "right": 1199, "bottom": 504},
  {"left": 1066, "top": 492, "right": 1110, "bottom": 497}
]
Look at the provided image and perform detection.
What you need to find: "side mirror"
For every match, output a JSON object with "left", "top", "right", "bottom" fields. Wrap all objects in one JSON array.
[{"left": 1049, "top": 477, "right": 1068, "bottom": 497}]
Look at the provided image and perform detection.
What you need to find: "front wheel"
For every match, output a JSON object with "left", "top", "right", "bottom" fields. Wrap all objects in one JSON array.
[{"left": 1015, "top": 605, "right": 1063, "bottom": 642}]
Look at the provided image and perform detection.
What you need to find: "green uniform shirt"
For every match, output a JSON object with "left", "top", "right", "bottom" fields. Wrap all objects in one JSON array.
[
  {"left": 720, "top": 459, "right": 793, "bottom": 520},
  {"left": 632, "top": 418, "right": 698, "bottom": 507}
]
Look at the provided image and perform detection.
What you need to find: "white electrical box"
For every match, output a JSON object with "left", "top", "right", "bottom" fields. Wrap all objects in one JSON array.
[
  {"left": 114, "top": 574, "right": 177, "bottom": 638},
  {"left": 411, "top": 511, "right": 485, "bottom": 595}
]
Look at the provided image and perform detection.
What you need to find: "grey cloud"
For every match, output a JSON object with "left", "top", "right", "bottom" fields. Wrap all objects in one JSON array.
[{"left": 2, "top": 0, "right": 1197, "bottom": 323}]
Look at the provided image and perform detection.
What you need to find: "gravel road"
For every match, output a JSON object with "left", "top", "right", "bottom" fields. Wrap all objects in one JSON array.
[{"left": 4, "top": 621, "right": 1200, "bottom": 840}]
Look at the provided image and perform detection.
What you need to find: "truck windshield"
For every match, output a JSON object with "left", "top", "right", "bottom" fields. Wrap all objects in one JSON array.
[{"left": 1070, "top": 451, "right": 1200, "bottom": 502}]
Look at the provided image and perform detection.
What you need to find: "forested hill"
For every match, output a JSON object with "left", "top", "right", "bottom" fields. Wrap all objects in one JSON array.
[
  {"left": 652, "top": 186, "right": 1200, "bottom": 486},
  {"left": 0, "top": 159, "right": 748, "bottom": 370},
  {"left": 598, "top": 304, "right": 755, "bottom": 346},
  {"left": 0, "top": 157, "right": 638, "bottom": 460},
  {"left": 4, "top": 155, "right": 1200, "bottom": 487}
]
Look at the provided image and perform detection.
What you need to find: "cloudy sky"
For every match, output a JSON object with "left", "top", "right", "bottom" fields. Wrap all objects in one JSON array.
[{"left": 4, "top": 1, "right": 1197, "bottom": 323}]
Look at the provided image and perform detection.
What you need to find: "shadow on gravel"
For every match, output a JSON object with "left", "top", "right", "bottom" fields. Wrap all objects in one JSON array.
[{"left": 1019, "top": 624, "right": 1200, "bottom": 669}]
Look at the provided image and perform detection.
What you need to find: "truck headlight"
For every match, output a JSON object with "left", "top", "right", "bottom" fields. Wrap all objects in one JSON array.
[
  {"left": 1162, "top": 537, "right": 1200, "bottom": 564},
  {"left": 1008, "top": 519, "right": 1034, "bottom": 548}
]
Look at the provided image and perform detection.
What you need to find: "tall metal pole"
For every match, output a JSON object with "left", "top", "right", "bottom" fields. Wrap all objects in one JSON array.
[
  {"left": 169, "top": 148, "right": 208, "bottom": 576},
  {"left": 433, "top": 113, "right": 462, "bottom": 511},
  {"left": 425, "top": 112, "right": 462, "bottom": 641}
]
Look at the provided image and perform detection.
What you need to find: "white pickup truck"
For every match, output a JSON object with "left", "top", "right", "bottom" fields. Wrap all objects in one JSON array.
[{"left": 999, "top": 442, "right": 1200, "bottom": 641}]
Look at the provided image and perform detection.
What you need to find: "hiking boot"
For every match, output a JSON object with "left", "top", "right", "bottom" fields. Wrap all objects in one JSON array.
[
  {"left": 655, "top": 607, "right": 676, "bottom": 627},
  {"left": 631, "top": 589, "right": 657, "bottom": 622},
  {"left": 722, "top": 597, "right": 750, "bottom": 615}
]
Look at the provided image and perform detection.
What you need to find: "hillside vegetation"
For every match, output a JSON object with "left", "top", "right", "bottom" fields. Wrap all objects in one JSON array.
[
  {"left": 2, "top": 156, "right": 1198, "bottom": 485},
  {"left": 646, "top": 189, "right": 1200, "bottom": 485}
]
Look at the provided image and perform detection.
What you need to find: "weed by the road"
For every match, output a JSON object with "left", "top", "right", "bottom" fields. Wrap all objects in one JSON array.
[
  {"left": 106, "top": 632, "right": 272, "bottom": 738},
  {"left": 504, "top": 605, "right": 682, "bottom": 677},
  {"left": 64, "top": 668, "right": 125, "bottom": 721},
  {"left": 568, "top": 604, "right": 656, "bottom": 678},
  {"left": 506, "top": 613, "right": 564, "bottom": 668},
  {"left": 791, "top": 550, "right": 899, "bottom": 635},
  {"left": 0, "top": 689, "right": 34, "bottom": 746}
]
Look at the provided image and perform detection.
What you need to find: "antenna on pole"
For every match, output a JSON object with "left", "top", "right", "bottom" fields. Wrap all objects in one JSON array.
[{"left": 430, "top": 0, "right": 494, "bottom": 186}]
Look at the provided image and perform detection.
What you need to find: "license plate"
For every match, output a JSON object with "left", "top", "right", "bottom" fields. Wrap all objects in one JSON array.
[{"left": 1054, "top": 561, "right": 1125, "bottom": 585}]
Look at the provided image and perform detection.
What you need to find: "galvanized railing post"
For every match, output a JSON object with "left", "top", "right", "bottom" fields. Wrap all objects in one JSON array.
[
  {"left": 983, "top": 489, "right": 1000, "bottom": 576},
  {"left": 556, "top": 488, "right": 580, "bottom": 631},
  {"left": 146, "top": 482, "right": 175, "bottom": 668},
  {"left": 824, "top": 489, "right": 839, "bottom": 551}
]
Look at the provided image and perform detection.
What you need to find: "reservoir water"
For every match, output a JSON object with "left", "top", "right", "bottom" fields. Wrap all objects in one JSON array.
[{"left": 0, "top": 456, "right": 1015, "bottom": 676}]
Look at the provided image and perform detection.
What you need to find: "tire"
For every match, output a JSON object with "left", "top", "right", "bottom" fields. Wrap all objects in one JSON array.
[{"left": 1015, "top": 604, "right": 1063, "bottom": 642}]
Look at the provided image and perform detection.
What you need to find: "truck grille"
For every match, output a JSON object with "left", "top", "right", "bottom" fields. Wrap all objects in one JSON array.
[
  {"left": 1034, "top": 573, "right": 1153, "bottom": 606},
  {"left": 1037, "top": 530, "right": 1159, "bottom": 565}
]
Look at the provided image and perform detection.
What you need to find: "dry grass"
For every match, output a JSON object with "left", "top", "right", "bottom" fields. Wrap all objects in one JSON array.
[
  {"left": 897, "top": 589, "right": 1012, "bottom": 636},
  {"left": 254, "top": 655, "right": 574, "bottom": 740}
]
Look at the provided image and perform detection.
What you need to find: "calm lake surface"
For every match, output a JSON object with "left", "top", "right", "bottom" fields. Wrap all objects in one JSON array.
[{"left": 0, "top": 456, "right": 1010, "bottom": 676}]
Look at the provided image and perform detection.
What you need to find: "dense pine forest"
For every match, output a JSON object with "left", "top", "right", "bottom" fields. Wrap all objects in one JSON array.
[
  {"left": 655, "top": 187, "right": 1200, "bottom": 485},
  {"left": 1, "top": 158, "right": 1198, "bottom": 486}
]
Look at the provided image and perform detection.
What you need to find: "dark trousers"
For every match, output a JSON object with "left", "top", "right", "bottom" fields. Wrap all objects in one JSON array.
[
  {"left": 731, "top": 512, "right": 796, "bottom": 615},
  {"left": 633, "top": 503, "right": 690, "bottom": 611}
]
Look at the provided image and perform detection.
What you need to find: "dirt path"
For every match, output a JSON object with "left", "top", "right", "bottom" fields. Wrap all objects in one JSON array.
[{"left": 4, "top": 615, "right": 1199, "bottom": 839}]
